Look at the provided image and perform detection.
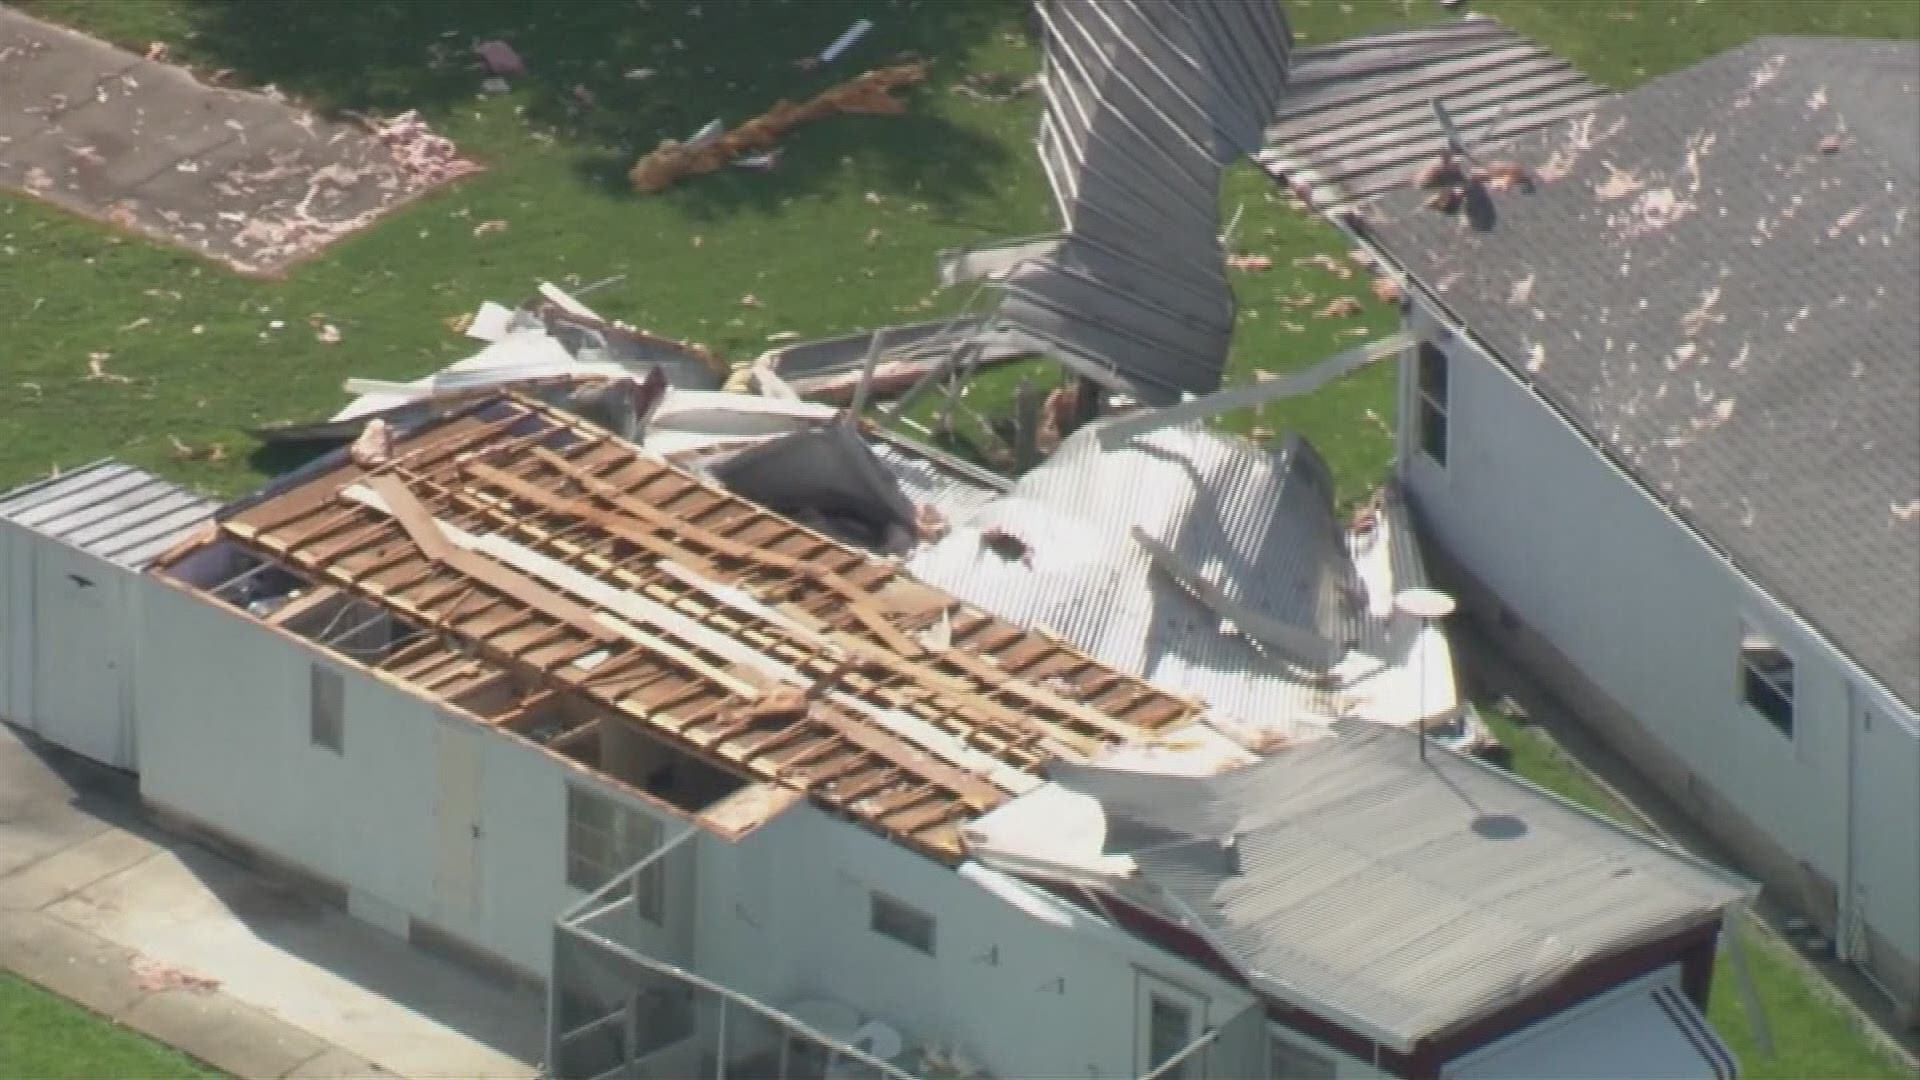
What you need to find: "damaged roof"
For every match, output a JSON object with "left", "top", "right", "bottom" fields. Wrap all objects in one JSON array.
[
  {"left": 1046, "top": 722, "right": 1749, "bottom": 1051},
  {"left": 1360, "top": 36, "right": 1920, "bottom": 709},
  {"left": 908, "top": 423, "right": 1361, "bottom": 732},
  {"left": 984, "top": 0, "right": 1293, "bottom": 405},
  {"left": 155, "top": 394, "right": 1203, "bottom": 858}
]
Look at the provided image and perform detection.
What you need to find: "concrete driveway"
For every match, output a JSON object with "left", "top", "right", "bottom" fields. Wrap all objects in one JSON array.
[{"left": 0, "top": 721, "right": 541, "bottom": 1079}]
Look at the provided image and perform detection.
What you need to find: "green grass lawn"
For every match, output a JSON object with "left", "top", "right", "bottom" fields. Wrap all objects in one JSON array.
[
  {"left": 1481, "top": 708, "right": 1914, "bottom": 1080},
  {"left": 0, "top": 972, "right": 220, "bottom": 1078},
  {"left": 3, "top": 0, "right": 1917, "bottom": 1075}
]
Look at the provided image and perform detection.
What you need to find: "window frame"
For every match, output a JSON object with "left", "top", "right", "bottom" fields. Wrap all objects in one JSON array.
[
  {"left": 868, "top": 890, "right": 936, "bottom": 956},
  {"left": 1415, "top": 340, "right": 1450, "bottom": 467},
  {"left": 1267, "top": 1028, "right": 1339, "bottom": 1080},
  {"left": 1738, "top": 624, "right": 1796, "bottom": 739},
  {"left": 309, "top": 663, "right": 344, "bottom": 754},
  {"left": 566, "top": 785, "right": 666, "bottom": 918}
]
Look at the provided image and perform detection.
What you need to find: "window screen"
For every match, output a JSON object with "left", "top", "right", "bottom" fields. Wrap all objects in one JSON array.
[
  {"left": 1269, "top": 1032, "right": 1337, "bottom": 1079},
  {"left": 309, "top": 664, "right": 344, "bottom": 753},
  {"left": 1416, "top": 341, "right": 1449, "bottom": 466},
  {"left": 869, "top": 891, "right": 936, "bottom": 955},
  {"left": 1740, "top": 630, "right": 1795, "bottom": 737},
  {"left": 566, "top": 785, "right": 665, "bottom": 913}
]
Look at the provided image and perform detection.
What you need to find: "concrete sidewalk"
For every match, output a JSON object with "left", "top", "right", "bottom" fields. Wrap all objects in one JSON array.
[
  {"left": 0, "top": 722, "right": 541, "bottom": 1079},
  {"left": 0, "top": 7, "right": 476, "bottom": 275}
]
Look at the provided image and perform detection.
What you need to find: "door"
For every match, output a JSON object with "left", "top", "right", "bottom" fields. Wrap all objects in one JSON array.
[
  {"left": 30, "top": 546, "right": 132, "bottom": 768},
  {"left": 434, "top": 720, "right": 484, "bottom": 925},
  {"left": 1841, "top": 690, "right": 1919, "bottom": 975},
  {"left": 1136, "top": 971, "right": 1209, "bottom": 1080}
]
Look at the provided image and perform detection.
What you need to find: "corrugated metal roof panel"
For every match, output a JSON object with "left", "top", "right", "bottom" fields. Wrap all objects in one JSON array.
[
  {"left": 1261, "top": 15, "right": 1609, "bottom": 214},
  {"left": 907, "top": 423, "right": 1352, "bottom": 729},
  {"left": 977, "top": 0, "right": 1292, "bottom": 406},
  {"left": 1053, "top": 723, "right": 1748, "bottom": 1049},
  {"left": 0, "top": 461, "right": 216, "bottom": 569}
]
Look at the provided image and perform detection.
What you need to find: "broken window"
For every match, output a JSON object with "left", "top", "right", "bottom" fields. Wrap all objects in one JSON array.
[
  {"left": 310, "top": 663, "right": 345, "bottom": 753},
  {"left": 1740, "top": 627, "right": 1795, "bottom": 737},
  {"left": 567, "top": 785, "right": 666, "bottom": 915},
  {"left": 869, "top": 891, "right": 936, "bottom": 955},
  {"left": 1416, "top": 341, "right": 1449, "bottom": 466}
]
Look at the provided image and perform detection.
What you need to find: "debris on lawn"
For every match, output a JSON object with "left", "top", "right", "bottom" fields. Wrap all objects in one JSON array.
[
  {"left": 735, "top": 150, "right": 783, "bottom": 171},
  {"left": 1347, "top": 248, "right": 1376, "bottom": 270},
  {"left": 118, "top": 316, "right": 151, "bottom": 332},
  {"left": 317, "top": 322, "right": 343, "bottom": 344},
  {"left": 375, "top": 110, "right": 483, "bottom": 188},
  {"left": 85, "top": 352, "right": 131, "bottom": 384},
  {"left": 132, "top": 956, "right": 220, "bottom": 994},
  {"left": 1316, "top": 296, "right": 1356, "bottom": 318},
  {"left": 474, "top": 39, "right": 526, "bottom": 78},
  {"left": 143, "top": 41, "right": 169, "bottom": 62},
  {"left": 951, "top": 71, "right": 1040, "bottom": 102},
  {"left": 628, "top": 63, "right": 926, "bottom": 194},
  {"left": 625, "top": 67, "right": 657, "bottom": 81},
  {"left": 481, "top": 77, "right": 510, "bottom": 94},
  {"left": 166, "top": 435, "right": 227, "bottom": 462},
  {"left": 819, "top": 18, "right": 875, "bottom": 66},
  {"left": 1227, "top": 254, "right": 1273, "bottom": 271},
  {"left": 472, "top": 218, "right": 509, "bottom": 237},
  {"left": 1294, "top": 253, "right": 1353, "bottom": 279},
  {"left": 1370, "top": 276, "right": 1403, "bottom": 303}
]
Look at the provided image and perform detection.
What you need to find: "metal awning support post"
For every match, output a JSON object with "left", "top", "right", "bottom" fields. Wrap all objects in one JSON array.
[
  {"left": 1096, "top": 331, "right": 1414, "bottom": 448},
  {"left": 846, "top": 327, "right": 893, "bottom": 421},
  {"left": 1138, "top": 1025, "right": 1220, "bottom": 1080}
]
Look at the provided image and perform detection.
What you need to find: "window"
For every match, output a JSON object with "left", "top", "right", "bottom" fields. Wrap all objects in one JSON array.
[
  {"left": 869, "top": 891, "right": 935, "bottom": 955},
  {"left": 1268, "top": 1032, "right": 1337, "bottom": 1080},
  {"left": 1147, "top": 992, "right": 1197, "bottom": 1080},
  {"left": 309, "top": 664, "right": 344, "bottom": 753},
  {"left": 566, "top": 785, "right": 665, "bottom": 918},
  {"left": 1416, "top": 341, "right": 1449, "bottom": 466},
  {"left": 1740, "top": 628, "right": 1795, "bottom": 737}
]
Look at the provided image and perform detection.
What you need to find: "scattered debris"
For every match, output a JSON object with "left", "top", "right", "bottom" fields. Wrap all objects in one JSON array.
[
  {"left": 1370, "top": 277, "right": 1403, "bottom": 303},
  {"left": 480, "top": 77, "right": 510, "bottom": 94},
  {"left": 1413, "top": 151, "right": 1464, "bottom": 190},
  {"left": 951, "top": 71, "right": 1040, "bottom": 102},
  {"left": 143, "top": 41, "right": 169, "bottom": 62},
  {"left": 350, "top": 418, "right": 395, "bottom": 467},
  {"left": 1818, "top": 134, "right": 1842, "bottom": 154},
  {"left": 131, "top": 957, "right": 219, "bottom": 994},
  {"left": 472, "top": 218, "right": 510, "bottom": 237},
  {"left": 624, "top": 67, "right": 657, "bottom": 81},
  {"left": 1316, "top": 297, "right": 1363, "bottom": 319},
  {"left": 629, "top": 63, "right": 927, "bottom": 194},
  {"left": 1423, "top": 186, "right": 1464, "bottom": 214},
  {"left": 166, "top": 435, "right": 226, "bottom": 462},
  {"left": 1347, "top": 248, "right": 1376, "bottom": 270},
  {"left": 980, "top": 526, "right": 1032, "bottom": 567},
  {"left": 1227, "top": 254, "right": 1273, "bottom": 271},
  {"left": 85, "top": 352, "right": 131, "bottom": 384},
  {"left": 1293, "top": 253, "right": 1353, "bottom": 279},
  {"left": 474, "top": 39, "right": 526, "bottom": 78},
  {"left": 571, "top": 84, "right": 598, "bottom": 107},
  {"left": 1474, "top": 160, "right": 1535, "bottom": 193},
  {"left": 119, "top": 316, "right": 152, "bottom": 332},
  {"left": 1894, "top": 499, "right": 1920, "bottom": 522},
  {"left": 317, "top": 323, "right": 342, "bottom": 344},
  {"left": 374, "top": 110, "right": 483, "bottom": 189},
  {"left": 735, "top": 150, "right": 783, "bottom": 171},
  {"left": 914, "top": 502, "right": 950, "bottom": 542},
  {"left": 740, "top": 294, "right": 762, "bottom": 308}
]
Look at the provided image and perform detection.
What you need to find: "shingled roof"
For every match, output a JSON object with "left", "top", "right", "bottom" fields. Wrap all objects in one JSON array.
[{"left": 1360, "top": 37, "right": 1920, "bottom": 709}]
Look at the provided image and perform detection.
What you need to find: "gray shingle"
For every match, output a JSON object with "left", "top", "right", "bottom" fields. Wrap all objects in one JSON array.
[{"left": 1361, "top": 37, "right": 1920, "bottom": 709}]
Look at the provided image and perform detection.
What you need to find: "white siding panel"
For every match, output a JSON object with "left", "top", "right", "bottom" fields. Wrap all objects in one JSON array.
[{"left": 1402, "top": 317, "right": 1919, "bottom": 971}]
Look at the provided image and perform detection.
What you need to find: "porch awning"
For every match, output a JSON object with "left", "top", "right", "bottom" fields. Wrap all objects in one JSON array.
[{"left": 1446, "top": 982, "right": 1737, "bottom": 1080}]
